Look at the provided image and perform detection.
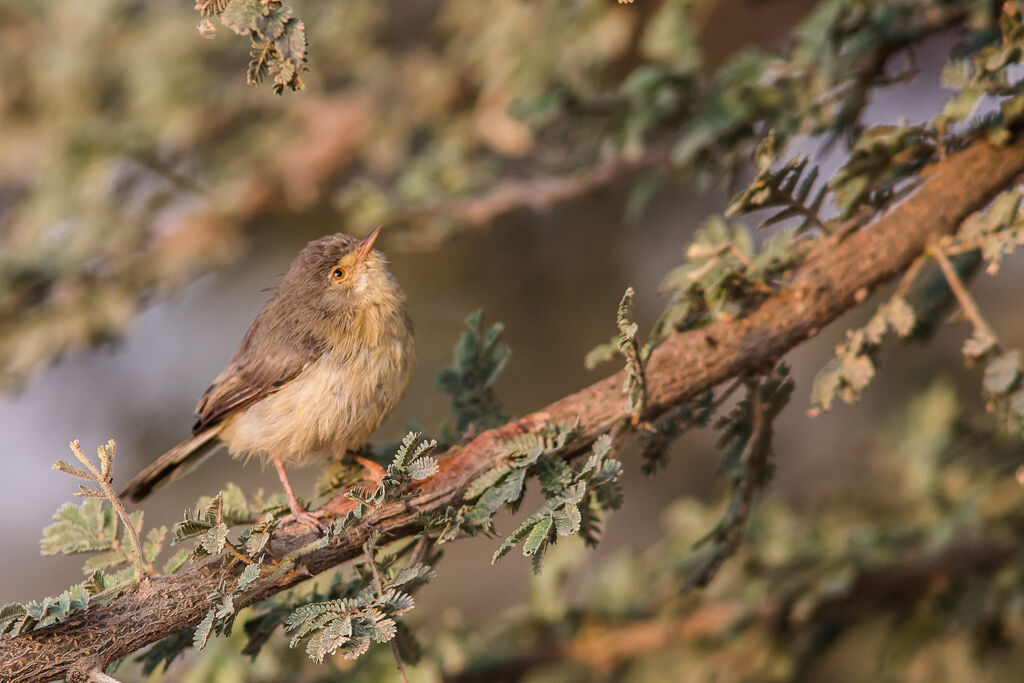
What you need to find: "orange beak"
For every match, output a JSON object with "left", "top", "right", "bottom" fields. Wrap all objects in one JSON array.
[{"left": 355, "top": 226, "right": 382, "bottom": 263}]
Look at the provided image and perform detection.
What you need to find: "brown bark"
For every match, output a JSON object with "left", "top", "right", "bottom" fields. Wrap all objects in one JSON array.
[{"left": 2, "top": 136, "right": 1024, "bottom": 682}]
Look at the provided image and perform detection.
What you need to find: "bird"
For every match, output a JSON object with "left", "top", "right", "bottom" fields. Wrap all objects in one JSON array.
[{"left": 120, "top": 227, "right": 415, "bottom": 530}]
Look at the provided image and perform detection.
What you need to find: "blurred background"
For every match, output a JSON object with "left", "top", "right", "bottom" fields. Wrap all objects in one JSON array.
[{"left": 3, "top": 1, "right": 1024, "bottom": 681}]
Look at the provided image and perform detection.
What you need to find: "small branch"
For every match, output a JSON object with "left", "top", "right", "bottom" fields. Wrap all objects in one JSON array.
[
  {"left": 928, "top": 245, "right": 999, "bottom": 345},
  {"left": 364, "top": 539, "right": 411, "bottom": 683},
  {"left": 69, "top": 441, "right": 146, "bottom": 584},
  {"left": 892, "top": 254, "right": 925, "bottom": 300},
  {"left": 224, "top": 541, "right": 256, "bottom": 567},
  {"left": 399, "top": 148, "right": 668, "bottom": 243}
]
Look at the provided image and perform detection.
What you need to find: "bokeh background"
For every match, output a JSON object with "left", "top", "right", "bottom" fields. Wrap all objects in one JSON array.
[{"left": 3, "top": 1, "right": 1024, "bottom": 681}]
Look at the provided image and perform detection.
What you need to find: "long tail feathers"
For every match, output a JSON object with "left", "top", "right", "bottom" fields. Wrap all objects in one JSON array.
[{"left": 120, "top": 427, "right": 222, "bottom": 502}]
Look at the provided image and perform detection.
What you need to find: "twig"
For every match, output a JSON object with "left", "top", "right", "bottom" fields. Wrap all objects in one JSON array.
[
  {"left": 364, "top": 538, "right": 411, "bottom": 683},
  {"left": 68, "top": 441, "right": 146, "bottom": 584},
  {"left": 892, "top": 254, "right": 925, "bottom": 300},
  {"left": 928, "top": 245, "right": 999, "bottom": 345}
]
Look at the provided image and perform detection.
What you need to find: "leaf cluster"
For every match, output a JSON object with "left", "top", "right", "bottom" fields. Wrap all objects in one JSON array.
[
  {"left": 811, "top": 297, "right": 916, "bottom": 414},
  {"left": 283, "top": 558, "right": 433, "bottom": 664},
  {"left": 347, "top": 432, "right": 439, "bottom": 506},
  {"left": 585, "top": 287, "right": 651, "bottom": 422},
  {"left": 436, "top": 310, "right": 511, "bottom": 440},
  {"left": 425, "top": 421, "right": 580, "bottom": 545},
  {"left": 172, "top": 488, "right": 267, "bottom": 566},
  {"left": 684, "top": 367, "right": 793, "bottom": 588},
  {"left": 491, "top": 433, "right": 623, "bottom": 575},
  {"left": 726, "top": 133, "right": 828, "bottom": 233},
  {"left": 653, "top": 218, "right": 811, "bottom": 339},
  {"left": 3, "top": 441, "right": 173, "bottom": 635},
  {"left": 830, "top": 125, "right": 935, "bottom": 218},
  {"left": 200, "top": 0, "right": 307, "bottom": 94},
  {"left": 933, "top": 2, "right": 1024, "bottom": 137}
]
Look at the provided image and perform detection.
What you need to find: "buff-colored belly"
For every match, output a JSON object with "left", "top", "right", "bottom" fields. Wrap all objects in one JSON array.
[{"left": 218, "top": 342, "right": 413, "bottom": 465}]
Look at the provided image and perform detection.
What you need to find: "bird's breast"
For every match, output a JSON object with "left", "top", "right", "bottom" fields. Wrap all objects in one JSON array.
[{"left": 219, "top": 334, "right": 415, "bottom": 465}]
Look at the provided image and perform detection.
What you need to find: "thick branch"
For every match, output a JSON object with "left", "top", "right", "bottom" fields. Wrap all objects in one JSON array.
[{"left": 3, "top": 137, "right": 1024, "bottom": 682}]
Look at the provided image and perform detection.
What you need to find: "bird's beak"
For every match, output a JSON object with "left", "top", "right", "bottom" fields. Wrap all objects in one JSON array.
[{"left": 355, "top": 226, "right": 382, "bottom": 263}]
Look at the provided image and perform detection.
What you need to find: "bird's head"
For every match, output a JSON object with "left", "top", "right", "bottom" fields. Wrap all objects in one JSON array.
[{"left": 280, "top": 227, "right": 403, "bottom": 322}]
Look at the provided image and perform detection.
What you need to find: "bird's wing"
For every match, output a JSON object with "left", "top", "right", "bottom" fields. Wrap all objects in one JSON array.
[{"left": 192, "top": 313, "right": 326, "bottom": 434}]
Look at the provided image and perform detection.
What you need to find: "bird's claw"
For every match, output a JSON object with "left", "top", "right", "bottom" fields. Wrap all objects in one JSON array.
[{"left": 282, "top": 508, "right": 326, "bottom": 535}]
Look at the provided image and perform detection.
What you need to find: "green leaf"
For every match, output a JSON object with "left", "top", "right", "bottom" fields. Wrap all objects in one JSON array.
[
  {"left": 220, "top": 0, "right": 263, "bottom": 35},
  {"left": 193, "top": 608, "right": 218, "bottom": 650},
  {"left": 143, "top": 526, "right": 167, "bottom": 565},
  {"left": 236, "top": 563, "right": 261, "bottom": 594},
  {"left": 275, "top": 18, "right": 307, "bottom": 69},
  {"left": 405, "top": 456, "right": 439, "bottom": 481},
  {"left": 41, "top": 500, "right": 115, "bottom": 555},
  {"left": 522, "top": 517, "right": 553, "bottom": 557},
  {"left": 536, "top": 457, "right": 572, "bottom": 493},
  {"left": 584, "top": 340, "right": 618, "bottom": 370},
  {"left": 464, "top": 465, "right": 511, "bottom": 500},
  {"left": 201, "top": 523, "right": 230, "bottom": 555},
  {"left": 554, "top": 503, "right": 582, "bottom": 537},
  {"left": 476, "top": 468, "right": 527, "bottom": 514},
  {"left": 984, "top": 350, "right": 1022, "bottom": 394},
  {"left": 389, "top": 563, "right": 436, "bottom": 588},
  {"left": 137, "top": 629, "right": 194, "bottom": 675},
  {"left": 253, "top": 3, "right": 292, "bottom": 41},
  {"left": 82, "top": 550, "right": 128, "bottom": 574}
]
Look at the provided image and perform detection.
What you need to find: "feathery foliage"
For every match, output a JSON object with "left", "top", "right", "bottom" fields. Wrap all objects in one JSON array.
[
  {"left": 492, "top": 433, "right": 623, "bottom": 574},
  {"left": 196, "top": 0, "right": 307, "bottom": 94},
  {"left": 437, "top": 310, "right": 511, "bottom": 439}
]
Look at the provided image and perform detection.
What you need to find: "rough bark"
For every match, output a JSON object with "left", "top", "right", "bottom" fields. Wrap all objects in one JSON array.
[{"left": 3, "top": 136, "right": 1024, "bottom": 682}]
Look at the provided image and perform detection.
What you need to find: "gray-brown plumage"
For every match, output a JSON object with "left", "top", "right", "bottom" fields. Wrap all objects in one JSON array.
[{"left": 120, "top": 228, "right": 415, "bottom": 528}]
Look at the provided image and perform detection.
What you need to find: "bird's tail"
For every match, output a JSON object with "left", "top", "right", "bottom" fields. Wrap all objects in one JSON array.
[{"left": 120, "top": 426, "right": 223, "bottom": 502}]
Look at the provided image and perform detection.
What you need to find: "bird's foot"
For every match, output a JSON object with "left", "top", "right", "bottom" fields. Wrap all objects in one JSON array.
[
  {"left": 273, "top": 457, "right": 325, "bottom": 534},
  {"left": 282, "top": 505, "right": 326, "bottom": 534}
]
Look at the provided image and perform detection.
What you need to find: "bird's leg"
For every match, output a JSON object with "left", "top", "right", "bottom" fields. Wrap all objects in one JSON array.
[{"left": 273, "top": 458, "right": 324, "bottom": 533}]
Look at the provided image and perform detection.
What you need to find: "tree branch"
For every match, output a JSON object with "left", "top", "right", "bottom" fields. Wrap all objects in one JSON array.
[
  {"left": 3, "top": 136, "right": 1024, "bottom": 682},
  {"left": 400, "top": 148, "right": 668, "bottom": 234}
]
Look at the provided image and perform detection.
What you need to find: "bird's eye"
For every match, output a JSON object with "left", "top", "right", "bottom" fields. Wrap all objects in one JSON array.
[{"left": 331, "top": 267, "right": 346, "bottom": 280}]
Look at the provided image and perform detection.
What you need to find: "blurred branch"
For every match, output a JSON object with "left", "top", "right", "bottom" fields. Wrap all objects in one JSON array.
[
  {"left": 0, "top": 0, "right": 978, "bottom": 387},
  {"left": 2, "top": 135, "right": 1024, "bottom": 683},
  {"left": 402, "top": 148, "right": 669, "bottom": 231},
  {"left": 442, "top": 535, "right": 1018, "bottom": 681}
]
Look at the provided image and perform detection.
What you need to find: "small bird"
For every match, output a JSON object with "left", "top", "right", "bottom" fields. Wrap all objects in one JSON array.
[{"left": 120, "top": 227, "right": 415, "bottom": 529}]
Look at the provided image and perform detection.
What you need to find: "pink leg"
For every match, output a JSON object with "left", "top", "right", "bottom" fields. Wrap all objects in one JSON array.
[{"left": 273, "top": 458, "right": 323, "bottom": 532}]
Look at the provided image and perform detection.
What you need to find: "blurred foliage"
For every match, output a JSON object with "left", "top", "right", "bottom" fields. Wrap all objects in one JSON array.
[
  {"left": 0, "top": 0, "right": 996, "bottom": 389},
  {"left": 436, "top": 310, "right": 511, "bottom": 441}
]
